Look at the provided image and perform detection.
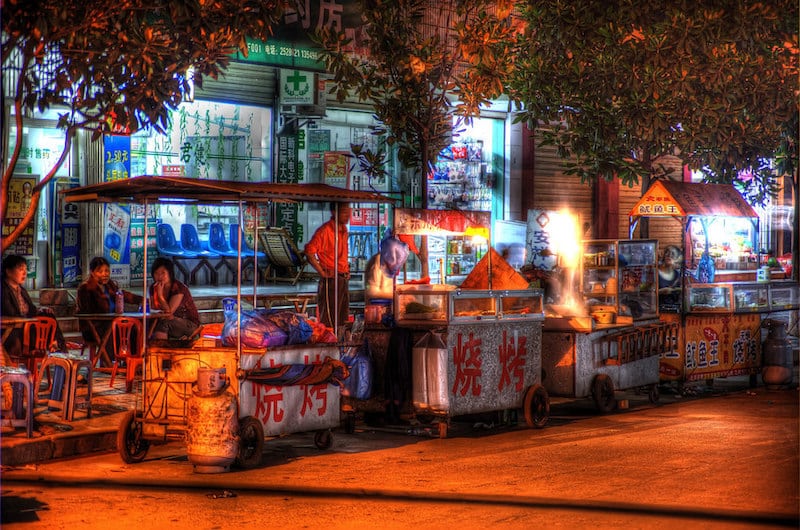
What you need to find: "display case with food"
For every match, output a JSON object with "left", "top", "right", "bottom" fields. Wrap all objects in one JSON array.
[
  {"left": 686, "top": 283, "right": 733, "bottom": 313},
  {"left": 448, "top": 289, "right": 544, "bottom": 322},
  {"left": 394, "top": 284, "right": 456, "bottom": 326},
  {"left": 732, "top": 282, "right": 770, "bottom": 313}
]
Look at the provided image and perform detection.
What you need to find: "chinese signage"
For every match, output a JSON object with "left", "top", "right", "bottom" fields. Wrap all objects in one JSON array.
[
  {"left": 276, "top": 130, "right": 301, "bottom": 242},
  {"left": 395, "top": 208, "right": 491, "bottom": 236},
  {"left": 659, "top": 313, "right": 761, "bottom": 381},
  {"left": 103, "top": 135, "right": 132, "bottom": 285},
  {"left": 129, "top": 204, "right": 160, "bottom": 281},
  {"left": 3, "top": 176, "right": 37, "bottom": 256},
  {"left": 52, "top": 178, "right": 82, "bottom": 286},
  {"left": 232, "top": 1, "right": 366, "bottom": 72}
]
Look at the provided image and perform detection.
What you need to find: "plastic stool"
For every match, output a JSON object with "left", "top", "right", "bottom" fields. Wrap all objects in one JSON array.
[
  {"left": 38, "top": 352, "right": 93, "bottom": 421},
  {"left": 0, "top": 366, "right": 35, "bottom": 437}
]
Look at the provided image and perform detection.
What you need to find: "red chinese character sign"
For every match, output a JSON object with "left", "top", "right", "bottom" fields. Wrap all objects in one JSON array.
[
  {"left": 443, "top": 321, "right": 542, "bottom": 417},
  {"left": 238, "top": 346, "right": 342, "bottom": 436}
]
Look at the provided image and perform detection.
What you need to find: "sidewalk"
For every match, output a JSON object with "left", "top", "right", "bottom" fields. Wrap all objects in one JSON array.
[{"left": 1, "top": 368, "right": 135, "bottom": 467}]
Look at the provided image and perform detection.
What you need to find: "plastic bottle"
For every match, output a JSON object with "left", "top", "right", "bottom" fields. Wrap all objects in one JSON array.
[{"left": 115, "top": 290, "right": 124, "bottom": 314}]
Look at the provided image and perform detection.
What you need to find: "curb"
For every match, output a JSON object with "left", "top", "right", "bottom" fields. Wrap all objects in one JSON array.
[{"left": 1, "top": 428, "right": 118, "bottom": 467}]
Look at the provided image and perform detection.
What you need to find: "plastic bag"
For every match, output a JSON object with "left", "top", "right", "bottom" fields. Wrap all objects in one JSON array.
[
  {"left": 222, "top": 309, "right": 312, "bottom": 348},
  {"left": 340, "top": 339, "right": 373, "bottom": 400},
  {"left": 379, "top": 230, "right": 410, "bottom": 278}
]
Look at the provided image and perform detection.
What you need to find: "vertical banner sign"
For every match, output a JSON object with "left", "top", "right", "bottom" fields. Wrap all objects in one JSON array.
[
  {"left": 129, "top": 204, "right": 160, "bottom": 282},
  {"left": 52, "top": 178, "right": 82, "bottom": 286},
  {"left": 276, "top": 132, "right": 301, "bottom": 243},
  {"left": 4, "top": 176, "right": 37, "bottom": 257},
  {"left": 103, "top": 135, "right": 132, "bottom": 285},
  {"left": 525, "top": 209, "right": 558, "bottom": 271}
]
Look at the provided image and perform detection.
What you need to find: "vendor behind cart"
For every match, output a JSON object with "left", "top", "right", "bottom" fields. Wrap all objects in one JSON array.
[{"left": 305, "top": 202, "right": 351, "bottom": 331}]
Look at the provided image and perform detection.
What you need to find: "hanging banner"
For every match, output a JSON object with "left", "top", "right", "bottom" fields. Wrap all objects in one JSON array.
[
  {"left": 52, "top": 178, "right": 82, "bottom": 286},
  {"left": 103, "top": 135, "right": 132, "bottom": 285},
  {"left": 276, "top": 130, "right": 301, "bottom": 242},
  {"left": 3, "top": 175, "right": 37, "bottom": 257},
  {"left": 129, "top": 204, "right": 160, "bottom": 282},
  {"left": 394, "top": 208, "right": 490, "bottom": 237}
]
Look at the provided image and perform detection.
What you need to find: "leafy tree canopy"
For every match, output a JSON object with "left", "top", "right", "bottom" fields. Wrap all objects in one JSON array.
[
  {"left": 315, "top": 0, "right": 517, "bottom": 194},
  {"left": 1, "top": 0, "right": 292, "bottom": 250},
  {"left": 508, "top": 0, "right": 799, "bottom": 205}
]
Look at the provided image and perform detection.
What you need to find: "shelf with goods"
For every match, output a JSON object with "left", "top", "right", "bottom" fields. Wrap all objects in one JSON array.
[
  {"left": 428, "top": 140, "right": 493, "bottom": 211},
  {"left": 582, "top": 239, "right": 659, "bottom": 321},
  {"left": 429, "top": 235, "right": 487, "bottom": 285}
]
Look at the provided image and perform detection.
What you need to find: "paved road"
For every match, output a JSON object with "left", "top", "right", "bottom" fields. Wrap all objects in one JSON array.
[{"left": 2, "top": 385, "right": 798, "bottom": 529}]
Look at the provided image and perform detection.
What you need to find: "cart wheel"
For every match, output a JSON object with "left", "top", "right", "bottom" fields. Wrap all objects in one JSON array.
[
  {"left": 236, "top": 416, "right": 264, "bottom": 469},
  {"left": 117, "top": 410, "right": 150, "bottom": 464},
  {"left": 314, "top": 429, "right": 333, "bottom": 450},
  {"left": 523, "top": 384, "right": 550, "bottom": 428},
  {"left": 592, "top": 374, "right": 616, "bottom": 413},
  {"left": 437, "top": 421, "right": 448, "bottom": 439},
  {"left": 343, "top": 412, "right": 356, "bottom": 435},
  {"left": 648, "top": 384, "right": 660, "bottom": 403}
]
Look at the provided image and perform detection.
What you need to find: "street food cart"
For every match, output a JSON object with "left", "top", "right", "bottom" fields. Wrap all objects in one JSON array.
[
  {"left": 629, "top": 180, "right": 799, "bottom": 387},
  {"left": 385, "top": 209, "right": 550, "bottom": 436},
  {"left": 64, "top": 176, "right": 395, "bottom": 467},
  {"left": 540, "top": 238, "right": 672, "bottom": 412}
]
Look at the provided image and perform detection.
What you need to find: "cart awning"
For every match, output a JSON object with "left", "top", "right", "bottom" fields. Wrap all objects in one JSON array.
[
  {"left": 62, "top": 176, "right": 397, "bottom": 205},
  {"left": 628, "top": 180, "right": 758, "bottom": 219}
]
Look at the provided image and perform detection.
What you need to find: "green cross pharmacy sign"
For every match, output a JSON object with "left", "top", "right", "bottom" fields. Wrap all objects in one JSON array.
[{"left": 280, "top": 70, "right": 315, "bottom": 105}]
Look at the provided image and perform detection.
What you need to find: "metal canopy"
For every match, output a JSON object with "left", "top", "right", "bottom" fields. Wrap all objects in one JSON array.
[
  {"left": 62, "top": 176, "right": 397, "bottom": 205},
  {"left": 629, "top": 180, "right": 758, "bottom": 219}
]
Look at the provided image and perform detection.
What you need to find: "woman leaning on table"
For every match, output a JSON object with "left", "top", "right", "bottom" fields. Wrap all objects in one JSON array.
[
  {"left": 76, "top": 256, "right": 143, "bottom": 360},
  {"left": 149, "top": 257, "right": 201, "bottom": 340}
]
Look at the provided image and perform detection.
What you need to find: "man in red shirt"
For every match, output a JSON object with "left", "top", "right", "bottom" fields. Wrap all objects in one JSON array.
[{"left": 305, "top": 202, "right": 351, "bottom": 331}]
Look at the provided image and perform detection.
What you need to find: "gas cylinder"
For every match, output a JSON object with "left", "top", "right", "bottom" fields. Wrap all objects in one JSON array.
[
  {"left": 186, "top": 368, "right": 239, "bottom": 473},
  {"left": 761, "top": 319, "right": 793, "bottom": 390}
]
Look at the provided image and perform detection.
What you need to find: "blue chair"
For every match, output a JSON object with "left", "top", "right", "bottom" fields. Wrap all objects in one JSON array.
[
  {"left": 156, "top": 223, "right": 194, "bottom": 282},
  {"left": 229, "top": 224, "right": 267, "bottom": 259},
  {"left": 180, "top": 223, "right": 219, "bottom": 285},
  {"left": 229, "top": 224, "right": 268, "bottom": 282},
  {"left": 208, "top": 223, "right": 241, "bottom": 285}
]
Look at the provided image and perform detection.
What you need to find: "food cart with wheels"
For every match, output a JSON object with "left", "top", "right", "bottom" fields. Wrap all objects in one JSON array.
[
  {"left": 64, "top": 176, "right": 395, "bottom": 468},
  {"left": 385, "top": 209, "right": 550, "bottom": 437},
  {"left": 629, "top": 180, "right": 799, "bottom": 388},
  {"left": 540, "top": 238, "right": 673, "bottom": 412}
]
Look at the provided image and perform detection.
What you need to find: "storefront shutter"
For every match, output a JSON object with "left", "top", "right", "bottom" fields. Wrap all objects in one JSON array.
[{"left": 194, "top": 62, "right": 277, "bottom": 107}]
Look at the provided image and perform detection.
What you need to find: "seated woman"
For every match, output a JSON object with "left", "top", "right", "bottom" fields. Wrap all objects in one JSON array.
[
  {"left": 149, "top": 257, "right": 201, "bottom": 340},
  {"left": 76, "top": 256, "right": 144, "bottom": 360},
  {"left": 658, "top": 245, "right": 683, "bottom": 311},
  {"left": 1, "top": 254, "right": 67, "bottom": 357}
]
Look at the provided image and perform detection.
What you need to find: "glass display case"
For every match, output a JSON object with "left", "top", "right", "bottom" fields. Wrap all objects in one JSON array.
[
  {"left": 686, "top": 283, "right": 733, "bottom": 313},
  {"left": 395, "top": 284, "right": 456, "bottom": 326},
  {"left": 769, "top": 281, "right": 800, "bottom": 311},
  {"left": 582, "top": 239, "right": 658, "bottom": 320},
  {"left": 428, "top": 235, "right": 487, "bottom": 285},
  {"left": 448, "top": 289, "right": 544, "bottom": 322},
  {"left": 732, "top": 282, "right": 770, "bottom": 313}
]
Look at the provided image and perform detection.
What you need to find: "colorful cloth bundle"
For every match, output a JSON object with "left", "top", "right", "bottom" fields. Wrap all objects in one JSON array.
[{"left": 240, "top": 356, "right": 349, "bottom": 388}]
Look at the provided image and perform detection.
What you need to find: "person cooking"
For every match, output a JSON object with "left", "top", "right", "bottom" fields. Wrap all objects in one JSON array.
[{"left": 305, "top": 202, "right": 351, "bottom": 331}]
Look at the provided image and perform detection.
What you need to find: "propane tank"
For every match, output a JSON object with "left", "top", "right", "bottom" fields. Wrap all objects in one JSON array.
[
  {"left": 186, "top": 368, "right": 239, "bottom": 473},
  {"left": 761, "top": 319, "right": 793, "bottom": 390}
]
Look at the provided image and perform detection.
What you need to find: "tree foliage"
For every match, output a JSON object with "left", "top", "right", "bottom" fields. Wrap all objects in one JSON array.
[
  {"left": 314, "top": 0, "right": 518, "bottom": 204},
  {"left": 1, "top": 0, "right": 292, "bottom": 251},
  {"left": 508, "top": 0, "right": 799, "bottom": 205}
]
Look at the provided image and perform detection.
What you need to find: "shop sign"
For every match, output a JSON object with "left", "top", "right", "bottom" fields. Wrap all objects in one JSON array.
[
  {"left": 394, "top": 208, "right": 490, "bottom": 236},
  {"left": 660, "top": 313, "right": 761, "bottom": 381},
  {"left": 129, "top": 204, "right": 160, "bottom": 281},
  {"left": 3, "top": 175, "right": 37, "bottom": 257},
  {"left": 280, "top": 70, "right": 315, "bottom": 105},
  {"left": 232, "top": 1, "right": 366, "bottom": 72}
]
